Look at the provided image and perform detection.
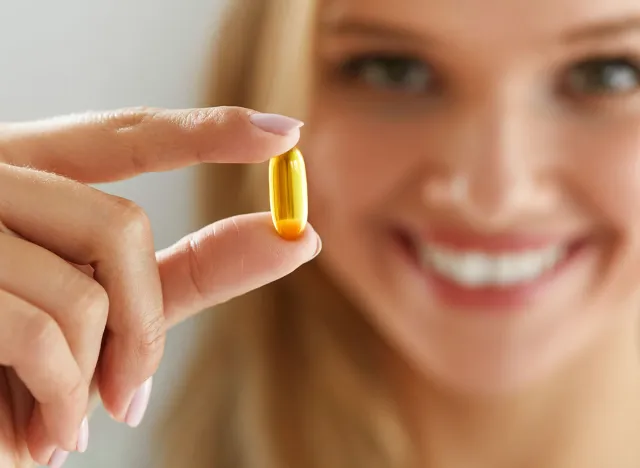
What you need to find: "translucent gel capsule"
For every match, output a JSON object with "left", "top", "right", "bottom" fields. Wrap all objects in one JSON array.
[{"left": 269, "top": 147, "right": 308, "bottom": 240}]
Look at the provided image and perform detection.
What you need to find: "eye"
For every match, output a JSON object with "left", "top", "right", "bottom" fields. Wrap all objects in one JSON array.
[
  {"left": 563, "top": 57, "right": 640, "bottom": 96},
  {"left": 339, "top": 54, "right": 435, "bottom": 93}
]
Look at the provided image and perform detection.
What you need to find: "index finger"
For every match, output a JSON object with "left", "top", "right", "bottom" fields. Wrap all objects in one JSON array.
[{"left": 0, "top": 107, "right": 303, "bottom": 183}]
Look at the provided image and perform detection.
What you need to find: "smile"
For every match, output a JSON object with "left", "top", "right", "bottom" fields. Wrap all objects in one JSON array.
[
  {"left": 419, "top": 244, "right": 566, "bottom": 288},
  {"left": 393, "top": 228, "right": 592, "bottom": 310}
]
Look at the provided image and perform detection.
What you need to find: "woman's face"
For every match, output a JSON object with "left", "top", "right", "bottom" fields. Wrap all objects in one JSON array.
[{"left": 304, "top": 0, "right": 640, "bottom": 393}]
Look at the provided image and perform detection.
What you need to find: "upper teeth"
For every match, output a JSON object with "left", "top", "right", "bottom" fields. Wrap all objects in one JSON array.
[{"left": 420, "top": 244, "right": 566, "bottom": 288}]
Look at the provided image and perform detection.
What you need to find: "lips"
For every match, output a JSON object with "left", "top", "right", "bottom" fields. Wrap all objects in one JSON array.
[{"left": 393, "top": 227, "right": 589, "bottom": 310}]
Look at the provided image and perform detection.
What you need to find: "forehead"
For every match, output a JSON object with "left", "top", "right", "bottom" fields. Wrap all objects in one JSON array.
[{"left": 320, "top": 0, "right": 640, "bottom": 48}]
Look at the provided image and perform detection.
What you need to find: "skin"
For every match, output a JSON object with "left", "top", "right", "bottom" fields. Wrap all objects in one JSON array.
[
  {"left": 305, "top": 0, "right": 640, "bottom": 466},
  {"left": 0, "top": 107, "right": 319, "bottom": 467}
]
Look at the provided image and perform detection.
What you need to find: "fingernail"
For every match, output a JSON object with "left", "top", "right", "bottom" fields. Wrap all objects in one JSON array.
[
  {"left": 249, "top": 113, "right": 304, "bottom": 135},
  {"left": 312, "top": 235, "right": 322, "bottom": 259},
  {"left": 48, "top": 449, "right": 69, "bottom": 468},
  {"left": 76, "top": 417, "right": 89, "bottom": 453},
  {"left": 125, "top": 377, "right": 153, "bottom": 428}
]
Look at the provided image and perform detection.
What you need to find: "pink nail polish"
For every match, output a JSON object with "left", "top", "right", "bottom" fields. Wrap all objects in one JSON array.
[
  {"left": 249, "top": 113, "right": 304, "bottom": 135},
  {"left": 48, "top": 449, "right": 69, "bottom": 468},
  {"left": 312, "top": 234, "right": 322, "bottom": 259},
  {"left": 77, "top": 417, "right": 89, "bottom": 453},
  {"left": 125, "top": 377, "right": 153, "bottom": 428}
]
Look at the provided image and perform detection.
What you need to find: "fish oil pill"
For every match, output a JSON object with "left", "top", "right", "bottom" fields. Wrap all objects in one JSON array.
[{"left": 269, "top": 147, "right": 308, "bottom": 240}]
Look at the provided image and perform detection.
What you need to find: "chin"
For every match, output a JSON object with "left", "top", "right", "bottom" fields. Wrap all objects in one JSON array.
[
  {"left": 384, "top": 284, "right": 625, "bottom": 398},
  {"left": 417, "top": 343, "right": 576, "bottom": 396}
]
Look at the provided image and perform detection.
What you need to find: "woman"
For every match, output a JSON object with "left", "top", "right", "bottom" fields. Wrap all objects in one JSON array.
[
  {"left": 162, "top": 0, "right": 640, "bottom": 467},
  {"left": 3, "top": 0, "right": 640, "bottom": 466}
]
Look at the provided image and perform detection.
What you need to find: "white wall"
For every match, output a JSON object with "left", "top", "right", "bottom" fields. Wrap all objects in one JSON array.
[{"left": 0, "top": 0, "right": 225, "bottom": 466}]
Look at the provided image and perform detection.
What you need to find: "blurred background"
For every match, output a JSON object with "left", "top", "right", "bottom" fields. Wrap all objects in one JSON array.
[{"left": 0, "top": 0, "right": 226, "bottom": 466}]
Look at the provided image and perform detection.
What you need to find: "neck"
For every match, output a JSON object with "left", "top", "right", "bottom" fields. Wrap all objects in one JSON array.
[{"left": 392, "top": 319, "right": 640, "bottom": 468}]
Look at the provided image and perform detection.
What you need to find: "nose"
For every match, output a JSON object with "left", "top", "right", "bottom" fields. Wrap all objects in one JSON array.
[{"left": 424, "top": 100, "right": 548, "bottom": 229}]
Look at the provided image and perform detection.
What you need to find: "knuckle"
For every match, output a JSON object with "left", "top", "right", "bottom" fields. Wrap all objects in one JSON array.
[
  {"left": 184, "top": 217, "right": 244, "bottom": 301},
  {"left": 101, "top": 107, "right": 162, "bottom": 174},
  {"left": 135, "top": 312, "right": 166, "bottom": 364},
  {"left": 175, "top": 108, "right": 220, "bottom": 130},
  {"left": 65, "top": 376, "right": 89, "bottom": 406},
  {"left": 186, "top": 234, "right": 209, "bottom": 301},
  {"left": 109, "top": 196, "right": 153, "bottom": 243},
  {"left": 173, "top": 106, "right": 243, "bottom": 135},
  {"left": 103, "top": 106, "right": 161, "bottom": 130},
  {"left": 74, "top": 281, "right": 110, "bottom": 327},
  {"left": 23, "top": 314, "right": 60, "bottom": 352}
]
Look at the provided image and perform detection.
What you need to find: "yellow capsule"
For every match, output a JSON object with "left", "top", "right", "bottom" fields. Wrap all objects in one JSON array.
[{"left": 269, "top": 147, "right": 308, "bottom": 240}]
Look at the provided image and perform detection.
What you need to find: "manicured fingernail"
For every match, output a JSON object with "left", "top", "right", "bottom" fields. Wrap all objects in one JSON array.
[
  {"left": 312, "top": 235, "right": 322, "bottom": 259},
  {"left": 249, "top": 113, "right": 304, "bottom": 135},
  {"left": 125, "top": 377, "right": 153, "bottom": 428},
  {"left": 48, "top": 449, "right": 69, "bottom": 468},
  {"left": 76, "top": 417, "right": 89, "bottom": 453}
]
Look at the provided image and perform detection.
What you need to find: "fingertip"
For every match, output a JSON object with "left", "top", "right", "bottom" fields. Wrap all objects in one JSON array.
[
  {"left": 95, "top": 357, "right": 122, "bottom": 422},
  {"left": 249, "top": 112, "right": 304, "bottom": 136},
  {"left": 251, "top": 121, "right": 302, "bottom": 163},
  {"left": 284, "top": 222, "right": 321, "bottom": 260},
  {"left": 125, "top": 377, "right": 153, "bottom": 428},
  {"left": 26, "top": 408, "right": 62, "bottom": 465},
  {"left": 48, "top": 449, "right": 70, "bottom": 468},
  {"left": 220, "top": 107, "right": 303, "bottom": 162},
  {"left": 97, "top": 337, "right": 161, "bottom": 425},
  {"left": 26, "top": 423, "right": 51, "bottom": 466},
  {"left": 260, "top": 215, "right": 321, "bottom": 262},
  {"left": 307, "top": 224, "right": 322, "bottom": 259},
  {"left": 77, "top": 417, "right": 89, "bottom": 453},
  {"left": 156, "top": 106, "right": 305, "bottom": 166}
]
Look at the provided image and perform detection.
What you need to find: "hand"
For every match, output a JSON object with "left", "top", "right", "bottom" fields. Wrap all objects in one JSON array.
[{"left": 0, "top": 107, "right": 320, "bottom": 467}]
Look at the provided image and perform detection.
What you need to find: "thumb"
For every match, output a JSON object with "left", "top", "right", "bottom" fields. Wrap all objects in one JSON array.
[{"left": 156, "top": 212, "right": 321, "bottom": 328}]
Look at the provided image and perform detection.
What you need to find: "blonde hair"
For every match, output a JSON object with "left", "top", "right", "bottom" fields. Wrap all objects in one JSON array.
[{"left": 159, "top": 1, "right": 411, "bottom": 467}]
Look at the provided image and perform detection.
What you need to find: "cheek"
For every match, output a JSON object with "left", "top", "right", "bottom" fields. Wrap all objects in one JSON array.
[
  {"left": 300, "top": 105, "right": 424, "bottom": 305},
  {"left": 568, "top": 124, "right": 640, "bottom": 235},
  {"left": 563, "top": 121, "right": 640, "bottom": 308},
  {"left": 302, "top": 105, "right": 429, "bottom": 218},
  {"left": 302, "top": 116, "right": 389, "bottom": 278}
]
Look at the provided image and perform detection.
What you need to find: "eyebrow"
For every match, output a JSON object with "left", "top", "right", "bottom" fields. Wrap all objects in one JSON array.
[
  {"left": 321, "top": 14, "right": 640, "bottom": 44},
  {"left": 563, "top": 16, "right": 640, "bottom": 42},
  {"left": 320, "top": 18, "right": 431, "bottom": 43}
]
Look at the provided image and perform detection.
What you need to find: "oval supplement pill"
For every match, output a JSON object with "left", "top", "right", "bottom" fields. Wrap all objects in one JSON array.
[{"left": 269, "top": 147, "right": 308, "bottom": 240}]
